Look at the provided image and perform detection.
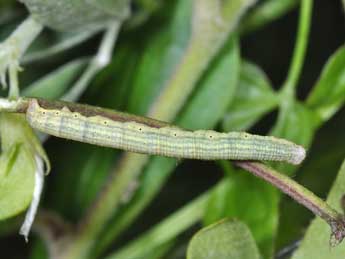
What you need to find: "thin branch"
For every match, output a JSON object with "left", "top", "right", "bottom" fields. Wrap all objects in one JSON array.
[
  {"left": 62, "top": 21, "right": 122, "bottom": 102},
  {"left": 234, "top": 161, "right": 345, "bottom": 246},
  {"left": 0, "top": 16, "right": 43, "bottom": 98},
  {"left": 281, "top": 0, "right": 313, "bottom": 97}
]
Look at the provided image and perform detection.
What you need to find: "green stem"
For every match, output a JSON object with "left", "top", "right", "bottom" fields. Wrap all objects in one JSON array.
[
  {"left": 6, "top": 16, "right": 43, "bottom": 58},
  {"left": 280, "top": 0, "right": 313, "bottom": 99},
  {"left": 22, "top": 28, "right": 100, "bottom": 64},
  {"left": 0, "top": 16, "right": 43, "bottom": 98},
  {"left": 273, "top": 0, "right": 313, "bottom": 140}
]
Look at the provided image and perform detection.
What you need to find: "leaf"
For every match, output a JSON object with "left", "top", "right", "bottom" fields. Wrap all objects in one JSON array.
[
  {"left": 187, "top": 219, "right": 260, "bottom": 259},
  {"left": 222, "top": 61, "right": 279, "bottom": 131},
  {"left": 127, "top": 0, "right": 192, "bottom": 115},
  {"left": 178, "top": 37, "right": 240, "bottom": 129},
  {"left": 240, "top": 0, "right": 299, "bottom": 34},
  {"left": 23, "top": 58, "right": 88, "bottom": 99},
  {"left": 306, "top": 45, "right": 345, "bottom": 122},
  {"left": 21, "top": 0, "right": 127, "bottom": 31},
  {"left": 203, "top": 168, "right": 279, "bottom": 258},
  {"left": 0, "top": 144, "right": 20, "bottom": 178},
  {"left": 0, "top": 114, "right": 39, "bottom": 219},
  {"left": 291, "top": 158, "right": 345, "bottom": 259},
  {"left": 88, "top": 0, "right": 130, "bottom": 17},
  {"left": 29, "top": 238, "right": 49, "bottom": 259}
]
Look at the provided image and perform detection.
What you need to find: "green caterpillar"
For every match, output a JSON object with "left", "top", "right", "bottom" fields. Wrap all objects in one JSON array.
[{"left": 25, "top": 99, "right": 306, "bottom": 165}]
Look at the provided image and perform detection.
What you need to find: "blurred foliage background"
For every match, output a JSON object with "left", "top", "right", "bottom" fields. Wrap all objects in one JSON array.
[{"left": 1, "top": 0, "right": 345, "bottom": 258}]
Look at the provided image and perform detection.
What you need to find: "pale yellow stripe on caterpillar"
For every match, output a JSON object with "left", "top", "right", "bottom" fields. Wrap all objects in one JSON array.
[{"left": 26, "top": 99, "right": 306, "bottom": 165}]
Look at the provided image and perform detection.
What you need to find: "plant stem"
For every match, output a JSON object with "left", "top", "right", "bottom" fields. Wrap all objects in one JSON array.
[
  {"left": 0, "top": 16, "right": 43, "bottom": 98},
  {"left": 234, "top": 161, "right": 345, "bottom": 245},
  {"left": 280, "top": 0, "right": 313, "bottom": 98},
  {"left": 6, "top": 16, "right": 43, "bottom": 58},
  {"left": 22, "top": 28, "right": 101, "bottom": 64},
  {"left": 272, "top": 0, "right": 313, "bottom": 146}
]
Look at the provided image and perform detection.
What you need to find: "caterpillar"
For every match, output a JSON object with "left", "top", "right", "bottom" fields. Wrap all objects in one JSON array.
[{"left": 25, "top": 99, "right": 306, "bottom": 165}]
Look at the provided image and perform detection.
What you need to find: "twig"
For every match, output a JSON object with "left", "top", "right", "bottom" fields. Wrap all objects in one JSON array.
[
  {"left": 62, "top": 21, "right": 122, "bottom": 102},
  {"left": 234, "top": 161, "right": 345, "bottom": 246}
]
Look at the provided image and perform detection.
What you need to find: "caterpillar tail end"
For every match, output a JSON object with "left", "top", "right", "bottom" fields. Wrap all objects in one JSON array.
[{"left": 290, "top": 146, "right": 306, "bottom": 165}]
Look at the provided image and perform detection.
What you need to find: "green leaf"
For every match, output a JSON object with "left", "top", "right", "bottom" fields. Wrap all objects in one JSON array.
[
  {"left": 139, "top": 241, "right": 175, "bottom": 259},
  {"left": 291, "top": 158, "right": 345, "bottom": 259},
  {"left": 88, "top": 0, "right": 130, "bottom": 17},
  {"left": 178, "top": 37, "right": 240, "bottom": 129},
  {"left": 21, "top": 0, "right": 127, "bottom": 31},
  {"left": 0, "top": 144, "right": 20, "bottom": 178},
  {"left": 29, "top": 238, "right": 49, "bottom": 259},
  {"left": 240, "top": 0, "right": 299, "bottom": 34},
  {"left": 306, "top": 45, "right": 345, "bottom": 122},
  {"left": 222, "top": 61, "right": 279, "bottom": 131},
  {"left": 187, "top": 219, "right": 260, "bottom": 259},
  {"left": 23, "top": 58, "right": 88, "bottom": 99},
  {"left": 203, "top": 168, "right": 279, "bottom": 258},
  {"left": 127, "top": 0, "right": 192, "bottom": 115},
  {"left": 0, "top": 114, "right": 38, "bottom": 219}
]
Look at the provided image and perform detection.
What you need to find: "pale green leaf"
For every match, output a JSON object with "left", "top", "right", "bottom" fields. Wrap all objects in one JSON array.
[
  {"left": 307, "top": 45, "right": 345, "bottom": 122},
  {"left": 23, "top": 58, "right": 87, "bottom": 99},
  {"left": 187, "top": 219, "right": 260, "bottom": 259},
  {"left": 0, "top": 114, "right": 37, "bottom": 219},
  {"left": 21, "top": 0, "right": 128, "bottom": 31},
  {"left": 222, "top": 61, "right": 278, "bottom": 131},
  {"left": 128, "top": 0, "right": 192, "bottom": 115},
  {"left": 203, "top": 168, "right": 279, "bottom": 258}
]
